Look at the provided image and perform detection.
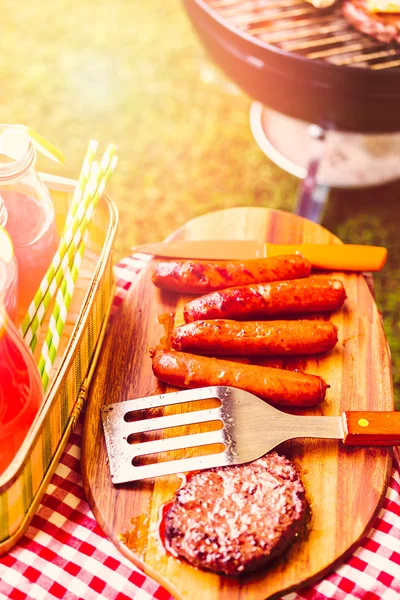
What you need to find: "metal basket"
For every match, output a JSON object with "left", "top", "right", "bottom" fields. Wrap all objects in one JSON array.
[{"left": 0, "top": 173, "right": 118, "bottom": 554}]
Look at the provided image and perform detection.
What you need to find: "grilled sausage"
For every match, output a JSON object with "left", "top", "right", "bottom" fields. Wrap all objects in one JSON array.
[
  {"left": 223, "top": 356, "right": 286, "bottom": 368},
  {"left": 152, "top": 254, "right": 311, "bottom": 294},
  {"left": 184, "top": 277, "right": 346, "bottom": 323},
  {"left": 151, "top": 349, "right": 328, "bottom": 407},
  {"left": 171, "top": 319, "right": 338, "bottom": 356}
]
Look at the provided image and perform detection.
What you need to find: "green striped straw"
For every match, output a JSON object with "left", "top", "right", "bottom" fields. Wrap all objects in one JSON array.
[
  {"left": 38, "top": 155, "right": 118, "bottom": 391},
  {"left": 22, "top": 142, "right": 117, "bottom": 346},
  {"left": 21, "top": 140, "right": 98, "bottom": 343},
  {"left": 38, "top": 237, "right": 87, "bottom": 391},
  {"left": 21, "top": 140, "right": 99, "bottom": 338},
  {"left": 24, "top": 161, "right": 100, "bottom": 351},
  {"left": 63, "top": 140, "right": 98, "bottom": 234}
]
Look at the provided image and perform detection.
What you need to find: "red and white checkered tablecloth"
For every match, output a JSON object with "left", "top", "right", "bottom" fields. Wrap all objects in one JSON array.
[{"left": 1, "top": 255, "right": 399, "bottom": 600}]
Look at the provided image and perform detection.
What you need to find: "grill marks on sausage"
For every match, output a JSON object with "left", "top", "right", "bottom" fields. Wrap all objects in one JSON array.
[
  {"left": 151, "top": 349, "right": 328, "bottom": 407},
  {"left": 164, "top": 453, "right": 308, "bottom": 575},
  {"left": 171, "top": 319, "right": 338, "bottom": 356},
  {"left": 152, "top": 255, "right": 311, "bottom": 294},
  {"left": 183, "top": 278, "right": 346, "bottom": 323}
]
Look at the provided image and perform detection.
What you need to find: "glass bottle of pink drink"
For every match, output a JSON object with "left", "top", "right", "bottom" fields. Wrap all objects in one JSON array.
[
  {"left": 0, "top": 128, "right": 59, "bottom": 319},
  {"left": 0, "top": 263, "right": 44, "bottom": 477},
  {"left": 0, "top": 253, "right": 18, "bottom": 322}
]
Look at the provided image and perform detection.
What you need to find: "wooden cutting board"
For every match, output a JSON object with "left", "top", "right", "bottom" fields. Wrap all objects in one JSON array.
[{"left": 82, "top": 207, "right": 393, "bottom": 600}]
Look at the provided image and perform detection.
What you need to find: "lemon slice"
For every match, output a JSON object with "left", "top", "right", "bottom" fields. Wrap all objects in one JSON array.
[
  {"left": 0, "top": 227, "right": 14, "bottom": 264},
  {"left": 0, "top": 124, "right": 65, "bottom": 164},
  {"left": 20, "top": 126, "right": 65, "bottom": 164}
]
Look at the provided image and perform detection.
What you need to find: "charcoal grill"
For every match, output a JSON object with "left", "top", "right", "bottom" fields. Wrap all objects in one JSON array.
[
  {"left": 183, "top": 0, "right": 400, "bottom": 220},
  {"left": 184, "top": 0, "right": 400, "bottom": 132}
]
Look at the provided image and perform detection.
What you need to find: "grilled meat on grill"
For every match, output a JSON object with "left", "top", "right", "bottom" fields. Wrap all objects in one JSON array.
[{"left": 343, "top": 0, "right": 400, "bottom": 43}]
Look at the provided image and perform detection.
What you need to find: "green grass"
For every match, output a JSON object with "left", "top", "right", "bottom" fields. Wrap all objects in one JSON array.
[
  {"left": 2, "top": 0, "right": 399, "bottom": 406},
  {"left": 324, "top": 189, "right": 400, "bottom": 407}
]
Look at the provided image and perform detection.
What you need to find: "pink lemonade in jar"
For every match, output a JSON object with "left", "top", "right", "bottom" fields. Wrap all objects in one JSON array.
[
  {"left": 0, "top": 297, "right": 44, "bottom": 476},
  {"left": 0, "top": 256, "right": 18, "bottom": 322},
  {"left": 0, "top": 128, "right": 59, "bottom": 319},
  {"left": 2, "top": 190, "right": 58, "bottom": 316}
]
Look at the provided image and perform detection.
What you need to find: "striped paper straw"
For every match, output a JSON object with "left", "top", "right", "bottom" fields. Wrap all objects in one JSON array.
[
  {"left": 22, "top": 143, "right": 117, "bottom": 343},
  {"left": 23, "top": 161, "right": 100, "bottom": 350},
  {"left": 64, "top": 143, "right": 117, "bottom": 257},
  {"left": 21, "top": 141, "right": 99, "bottom": 336},
  {"left": 63, "top": 140, "right": 98, "bottom": 234},
  {"left": 38, "top": 237, "right": 86, "bottom": 391},
  {"left": 37, "top": 155, "right": 118, "bottom": 391}
]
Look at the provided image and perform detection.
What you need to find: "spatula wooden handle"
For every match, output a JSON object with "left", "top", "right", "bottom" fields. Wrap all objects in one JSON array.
[{"left": 342, "top": 411, "right": 400, "bottom": 446}]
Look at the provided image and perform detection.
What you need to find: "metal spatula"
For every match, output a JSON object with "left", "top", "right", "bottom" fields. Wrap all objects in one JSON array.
[{"left": 101, "top": 386, "right": 400, "bottom": 484}]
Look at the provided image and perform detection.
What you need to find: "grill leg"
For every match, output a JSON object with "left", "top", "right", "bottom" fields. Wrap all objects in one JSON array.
[
  {"left": 295, "top": 179, "right": 330, "bottom": 223},
  {"left": 294, "top": 125, "right": 329, "bottom": 223}
]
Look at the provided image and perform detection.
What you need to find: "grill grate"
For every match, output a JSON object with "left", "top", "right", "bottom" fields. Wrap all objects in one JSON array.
[{"left": 206, "top": 0, "right": 400, "bottom": 70}]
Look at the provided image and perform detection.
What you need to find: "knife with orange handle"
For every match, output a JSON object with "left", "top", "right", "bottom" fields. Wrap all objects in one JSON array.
[{"left": 131, "top": 241, "right": 387, "bottom": 272}]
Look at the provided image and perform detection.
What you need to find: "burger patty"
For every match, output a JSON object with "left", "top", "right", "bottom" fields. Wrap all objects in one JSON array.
[
  {"left": 164, "top": 453, "right": 308, "bottom": 575},
  {"left": 342, "top": 0, "right": 400, "bottom": 43}
]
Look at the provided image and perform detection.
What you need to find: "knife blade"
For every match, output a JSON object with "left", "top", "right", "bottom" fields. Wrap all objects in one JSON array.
[{"left": 131, "top": 241, "right": 387, "bottom": 272}]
